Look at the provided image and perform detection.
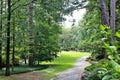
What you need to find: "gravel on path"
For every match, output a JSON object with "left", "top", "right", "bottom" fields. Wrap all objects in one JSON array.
[{"left": 51, "top": 56, "right": 90, "bottom": 80}]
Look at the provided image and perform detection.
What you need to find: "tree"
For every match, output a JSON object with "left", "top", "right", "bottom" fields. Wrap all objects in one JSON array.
[
  {"left": 100, "top": 0, "right": 117, "bottom": 41},
  {"left": 110, "top": 0, "right": 117, "bottom": 40},
  {"left": 0, "top": 0, "right": 77, "bottom": 76},
  {"left": 100, "top": 0, "right": 109, "bottom": 26},
  {"left": 6, "top": 0, "right": 11, "bottom": 76},
  {"left": 28, "top": 0, "right": 34, "bottom": 67},
  {"left": 0, "top": 0, "right": 3, "bottom": 70}
]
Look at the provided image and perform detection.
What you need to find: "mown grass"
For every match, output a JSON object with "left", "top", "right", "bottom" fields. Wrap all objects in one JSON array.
[
  {"left": 41, "top": 51, "right": 90, "bottom": 73},
  {"left": 0, "top": 51, "right": 90, "bottom": 80}
]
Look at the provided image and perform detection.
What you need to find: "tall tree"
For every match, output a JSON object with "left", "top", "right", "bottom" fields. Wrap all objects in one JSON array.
[
  {"left": 6, "top": 0, "right": 11, "bottom": 76},
  {"left": 0, "top": 0, "right": 3, "bottom": 70},
  {"left": 110, "top": 0, "right": 116, "bottom": 39},
  {"left": 28, "top": 0, "right": 34, "bottom": 66},
  {"left": 100, "top": 0, "right": 109, "bottom": 26},
  {"left": 11, "top": 16, "right": 15, "bottom": 71}
]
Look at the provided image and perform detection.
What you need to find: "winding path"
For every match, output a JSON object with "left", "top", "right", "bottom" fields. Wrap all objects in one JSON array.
[{"left": 51, "top": 56, "right": 90, "bottom": 80}]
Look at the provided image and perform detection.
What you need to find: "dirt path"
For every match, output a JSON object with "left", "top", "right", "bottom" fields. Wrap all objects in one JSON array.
[{"left": 51, "top": 56, "right": 90, "bottom": 80}]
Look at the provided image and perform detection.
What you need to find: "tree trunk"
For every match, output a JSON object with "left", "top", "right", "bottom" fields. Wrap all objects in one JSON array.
[
  {"left": 100, "top": 0, "right": 109, "bottom": 58},
  {"left": 29, "top": 0, "right": 34, "bottom": 67},
  {"left": 6, "top": 0, "right": 11, "bottom": 76},
  {"left": 24, "top": 58, "right": 27, "bottom": 64},
  {"left": 100, "top": 0, "right": 109, "bottom": 26},
  {"left": 23, "top": 32, "right": 27, "bottom": 64},
  {"left": 12, "top": 18, "right": 15, "bottom": 72},
  {"left": 0, "top": 0, "right": 3, "bottom": 70},
  {"left": 110, "top": 0, "right": 116, "bottom": 40}
]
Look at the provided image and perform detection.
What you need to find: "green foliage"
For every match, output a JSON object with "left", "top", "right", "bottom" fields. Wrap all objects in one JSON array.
[
  {"left": 86, "top": 59, "right": 120, "bottom": 80},
  {"left": 85, "top": 25, "right": 120, "bottom": 80},
  {"left": 59, "top": 28, "right": 73, "bottom": 51},
  {"left": 34, "top": 21, "right": 61, "bottom": 62},
  {"left": 100, "top": 25, "right": 106, "bottom": 31},
  {"left": 66, "top": 0, "right": 120, "bottom": 80},
  {"left": 0, "top": 0, "right": 71, "bottom": 67},
  {"left": 0, "top": 0, "right": 89, "bottom": 71},
  {"left": 116, "top": 30, "right": 120, "bottom": 38}
]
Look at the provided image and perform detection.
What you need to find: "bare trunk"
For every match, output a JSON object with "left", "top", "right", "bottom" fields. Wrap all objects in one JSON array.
[
  {"left": 29, "top": 0, "right": 34, "bottom": 66},
  {"left": 12, "top": 18, "right": 15, "bottom": 72},
  {"left": 110, "top": 0, "right": 116, "bottom": 39},
  {"left": 0, "top": 0, "right": 3, "bottom": 70},
  {"left": 6, "top": 0, "right": 11, "bottom": 76},
  {"left": 23, "top": 33, "right": 27, "bottom": 64}
]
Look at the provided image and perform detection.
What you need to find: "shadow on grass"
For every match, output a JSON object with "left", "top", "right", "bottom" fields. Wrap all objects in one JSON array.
[{"left": 0, "top": 64, "right": 51, "bottom": 76}]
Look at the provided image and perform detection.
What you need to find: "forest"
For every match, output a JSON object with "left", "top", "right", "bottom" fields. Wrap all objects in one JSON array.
[{"left": 1, "top": 0, "right": 120, "bottom": 80}]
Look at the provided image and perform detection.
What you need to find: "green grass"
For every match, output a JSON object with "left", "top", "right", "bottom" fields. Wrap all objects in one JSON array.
[
  {"left": 0, "top": 51, "right": 90, "bottom": 80},
  {"left": 41, "top": 51, "right": 90, "bottom": 73}
]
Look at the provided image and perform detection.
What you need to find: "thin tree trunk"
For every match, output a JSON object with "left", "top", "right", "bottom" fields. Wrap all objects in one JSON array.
[
  {"left": 12, "top": 18, "right": 15, "bottom": 72},
  {"left": 23, "top": 32, "right": 27, "bottom": 64},
  {"left": 6, "top": 0, "right": 11, "bottom": 76},
  {"left": 24, "top": 58, "right": 27, "bottom": 64},
  {"left": 29, "top": 0, "right": 34, "bottom": 66},
  {"left": 0, "top": 0, "right": 3, "bottom": 70},
  {"left": 110, "top": 0, "right": 116, "bottom": 40}
]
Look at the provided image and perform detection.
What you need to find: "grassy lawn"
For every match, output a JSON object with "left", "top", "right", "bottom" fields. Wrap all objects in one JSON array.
[
  {"left": 42, "top": 51, "right": 90, "bottom": 73},
  {"left": 0, "top": 51, "right": 90, "bottom": 80}
]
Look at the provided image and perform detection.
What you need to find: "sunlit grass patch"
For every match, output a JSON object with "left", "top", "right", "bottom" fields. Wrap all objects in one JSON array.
[{"left": 41, "top": 51, "right": 90, "bottom": 73}]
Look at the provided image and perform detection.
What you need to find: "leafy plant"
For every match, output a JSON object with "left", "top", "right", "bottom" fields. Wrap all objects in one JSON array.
[
  {"left": 86, "top": 59, "right": 120, "bottom": 80},
  {"left": 86, "top": 25, "right": 120, "bottom": 80}
]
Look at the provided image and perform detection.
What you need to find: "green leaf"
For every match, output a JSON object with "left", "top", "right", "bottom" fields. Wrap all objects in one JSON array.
[
  {"left": 109, "top": 46, "right": 117, "bottom": 51},
  {"left": 108, "top": 55, "right": 114, "bottom": 60},
  {"left": 116, "top": 30, "right": 120, "bottom": 38},
  {"left": 102, "top": 75, "right": 113, "bottom": 80},
  {"left": 102, "top": 43, "right": 110, "bottom": 49},
  {"left": 110, "top": 60, "right": 120, "bottom": 72},
  {"left": 100, "top": 25, "right": 106, "bottom": 31}
]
